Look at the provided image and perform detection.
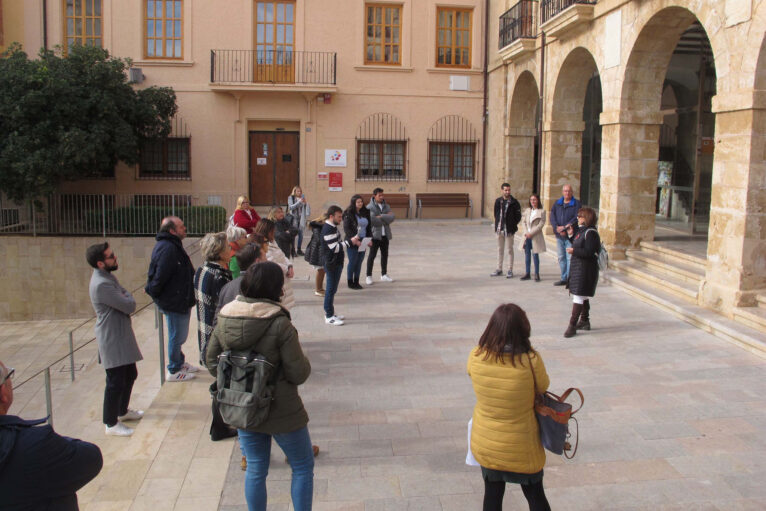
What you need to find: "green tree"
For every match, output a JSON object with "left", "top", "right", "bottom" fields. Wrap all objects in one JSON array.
[{"left": 0, "top": 43, "right": 177, "bottom": 201}]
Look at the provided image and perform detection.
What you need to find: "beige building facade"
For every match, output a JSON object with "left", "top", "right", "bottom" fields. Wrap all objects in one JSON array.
[
  {"left": 485, "top": 0, "right": 766, "bottom": 321},
  {"left": 3, "top": 0, "right": 488, "bottom": 217}
]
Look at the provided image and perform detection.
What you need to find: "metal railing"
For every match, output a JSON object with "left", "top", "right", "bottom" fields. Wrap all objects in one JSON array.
[
  {"left": 541, "top": 0, "right": 597, "bottom": 24},
  {"left": 12, "top": 243, "right": 202, "bottom": 425},
  {"left": 499, "top": 0, "right": 538, "bottom": 49},
  {"left": 211, "top": 49, "right": 337, "bottom": 85},
  {"left": 0, "top": 193, "right": 241, "bottom": 236}
]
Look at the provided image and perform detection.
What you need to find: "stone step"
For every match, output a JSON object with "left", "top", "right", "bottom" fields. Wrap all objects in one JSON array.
[
  {"left": 757, "top": 294, "right": 766, "bottom": 310},
  {"left": 604, "top": 272, "right": 766, "bottom": 358},
  {"left": 610, "top": 259, "right": 699, "bottom": 304},
  {"left": 625, "top": 249, "right": 705, "bottom": 285},
  {"left": 638, "top": 241, "right": 707, "bottom": 273},
  {"left": 732, "top": 306, "right": 766, "bottom": 334}
]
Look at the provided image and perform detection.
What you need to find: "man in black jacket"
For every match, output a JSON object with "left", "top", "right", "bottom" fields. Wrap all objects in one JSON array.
[
  {"left": 491, "top": 183, "right": 522, "bottom": 278},
  {"left": 145, "top": 216, "right": 199, "bottom": 381},
  {"left": 0, "top": 362, "right": 103, "bottom": 510}
]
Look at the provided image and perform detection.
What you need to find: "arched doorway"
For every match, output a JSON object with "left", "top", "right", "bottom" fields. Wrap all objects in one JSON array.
[
  {"left": 581, "top": 74, "right": 602, "bottom": 209},
  {"left": 655, "top": 22, "right": 715, "bottom": 238},
  {"left": 508, "top": 71, "right": 540, "bottom": 200}
]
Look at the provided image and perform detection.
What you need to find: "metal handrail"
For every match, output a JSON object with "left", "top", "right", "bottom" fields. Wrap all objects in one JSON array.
[
  {"left": 499, "top": 0, "right": 538, "bottom": 49},
  {"left": 211, "top": 49, "right": 337, "bottom": 85},
  {"left": 541, "top": 0, "right": 597, "bottom": 24}
]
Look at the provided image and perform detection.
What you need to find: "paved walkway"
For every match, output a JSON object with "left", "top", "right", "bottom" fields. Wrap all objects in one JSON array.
[{"left": 1, "top": 221, "right": 764, "bottom": 510}]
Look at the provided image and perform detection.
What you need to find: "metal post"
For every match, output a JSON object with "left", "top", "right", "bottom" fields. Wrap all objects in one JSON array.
[
  {"left": 44, "top": 368, "right": 53, "bottom": 427},
  {"left": 31, "top": 200, "right": 36, "bottom": 237},
  {"left": 156, "top": 305, "right": 166, "bottom": 385},
  {"left": 101, "top": 194, "right": 106, "bottom": 238},
  {"left": 211, "top": 50, "right": 215, "bottom": 83},
  {"left": 68, "top": 331, "right": 75, "bottom": 382},
  {"left": 171, "top": 195, "right": 175, "bottom": 217}
]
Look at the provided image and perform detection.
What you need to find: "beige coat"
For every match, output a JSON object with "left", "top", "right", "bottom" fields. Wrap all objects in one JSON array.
[
  {"left": 266, "top": 242, "right": 295, "bottom": 310},
  {"left": 518, "top": 208, "right": 547, "bottom": 254}
]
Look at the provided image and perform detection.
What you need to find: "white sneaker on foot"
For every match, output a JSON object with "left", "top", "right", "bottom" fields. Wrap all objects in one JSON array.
[
  {"left": 380, "top": 274, "right": 394, "bottom": 282},
  {"left": 365, "top": 276, "right": 373, "bottom": 285},
  {"left": 118, "top": 409, "right": 144, "bottom": 421},
  {"left": 166, "top": 371, "right": 196, "bottom": 382},
  {"left": 325, "top": 316, "right": 345, "bottom": 326},
  {"left": 181, "top": 362, "right": 200, "bottom": 373},
  {"left": 105, "top": 422, "right": 134, "bottom": 436}
]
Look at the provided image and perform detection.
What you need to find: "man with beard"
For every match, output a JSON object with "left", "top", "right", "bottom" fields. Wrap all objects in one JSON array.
[{"left": 87, "top": 242, "right": 144, "bottom": 437}]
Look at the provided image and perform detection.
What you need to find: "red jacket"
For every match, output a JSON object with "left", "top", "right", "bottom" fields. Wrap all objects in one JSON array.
[{"left": 233, "top": 208, "right": 261, "bottom": 233}]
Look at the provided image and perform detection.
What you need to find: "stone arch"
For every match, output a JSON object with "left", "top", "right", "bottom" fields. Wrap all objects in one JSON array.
[
  {"left": 508, "top": 71, "right": 539, "bottom": 198},
  {"left": 543, "top": 47, "right": 601, "bottom": 212}
]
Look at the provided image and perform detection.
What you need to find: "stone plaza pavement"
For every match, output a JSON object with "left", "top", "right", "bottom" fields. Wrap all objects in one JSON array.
[{"left": 1, "top": 221, "right": 765, "bottom": 510}]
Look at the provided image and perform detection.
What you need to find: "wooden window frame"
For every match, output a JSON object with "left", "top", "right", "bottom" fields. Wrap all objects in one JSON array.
[
  {"left": 364, "top": 3, "right": 402, "bottom": 66},
  {"left": 138, "top": 137, "right": 192, "bottom": 180},
  {"left": 62, "top": 0, "right": 103, "bottom": 54},
  {"left": 356, "top": 140, "right": 407, "bottom": 180},
  {"left": 143, "top": 0, "right": 184, "bottom": 60},
  {"left": 428, "top": 142, "right": 476, "bottom": 181},
  {"left": 435, "top": 7, "right": 472, "bottom": 69}
]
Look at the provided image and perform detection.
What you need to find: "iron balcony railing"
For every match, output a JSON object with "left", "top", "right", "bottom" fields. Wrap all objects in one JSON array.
[
  {"left": 499, "top": 0, "right": 538, "bottom": 49},
  {"left": 541, "top": 0, "right": 597, "bottom": 24},
  {"left": 211, "top": 49, "right": 336, "bottom": 85}
]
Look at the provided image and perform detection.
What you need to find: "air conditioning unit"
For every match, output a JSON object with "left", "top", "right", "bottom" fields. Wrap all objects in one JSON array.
[
  {"left": 128, "top": 67, "right": 144, "bottom": 84},
  {"left": 450, "top": 75, "right": 470, "bottom": 91}
]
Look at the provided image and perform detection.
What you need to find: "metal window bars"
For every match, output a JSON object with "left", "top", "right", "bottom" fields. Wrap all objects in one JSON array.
[{"left": 499, "top": 0, "right": 538, "bottom": 49}]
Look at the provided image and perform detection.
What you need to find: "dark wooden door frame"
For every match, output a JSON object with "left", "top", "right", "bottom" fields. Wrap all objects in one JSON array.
[{"left": 248, "top": 130, "right": 300, "bottom": 206}]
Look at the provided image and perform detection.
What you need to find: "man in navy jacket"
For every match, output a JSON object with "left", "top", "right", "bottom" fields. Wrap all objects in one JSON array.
[
  {"left": 145, "top": 216, "right": 199, "bottom": 381},
  {"left": 0, "top": 362, "right": 103, "bottom": 510},
  {"left": 549, "top": 184, "right": 582, "bottom": 285}
]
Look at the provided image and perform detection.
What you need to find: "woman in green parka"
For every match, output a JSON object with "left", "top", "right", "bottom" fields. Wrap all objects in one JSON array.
[{"left": 206, "top": 262, "right": 313, "bottom": 511}]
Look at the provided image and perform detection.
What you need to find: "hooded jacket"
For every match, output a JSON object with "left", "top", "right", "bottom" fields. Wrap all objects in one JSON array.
[
  {"left": 145, "top": 231, "right": 196, "bottom": 313},
  {"left": 207, "top": 298, "right": 311, "bottom": 434},
  {"left": 493, "top": 195, "right": 522, "bottom": 235},
  {"left": 0, "top": 415, "right": 103, "bottom": 510},
  {"left": 303, "top": 220, "right": 324, "bottom": 267}
]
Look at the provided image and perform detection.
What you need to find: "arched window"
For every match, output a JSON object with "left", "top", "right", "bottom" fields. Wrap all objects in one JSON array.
[
  {"left": 355, "top": 113, "right": 408, "bottom": 181},
  {"left": 427, "top": 115, "right": 478, "bottom": 182}
]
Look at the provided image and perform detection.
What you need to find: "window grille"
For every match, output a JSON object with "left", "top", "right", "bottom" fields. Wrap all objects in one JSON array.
[
  {"left": 138, "top": 116, "right": 191, "bottom": 180},
  {"left": 356, "top": 113, "right": 408, "bottom": 181},
  {"left": 427, "top": 115, "right": 478, "bottom": 182}
]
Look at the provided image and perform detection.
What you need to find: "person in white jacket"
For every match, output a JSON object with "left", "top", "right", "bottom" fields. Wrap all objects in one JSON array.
[{"left": 253, "top": 219, "right": 295, "bottom": 310}]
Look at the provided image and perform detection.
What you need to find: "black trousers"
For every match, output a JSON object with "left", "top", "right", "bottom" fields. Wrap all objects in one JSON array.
[
  {"left": 483, "top": 478, "right": 550, "bottom": 511},
  {"left": 366, "top": 237, "right": 389, "bottom": 277},
  {"left": 103, "top": 363, "right": 137, "bottom": 427}
]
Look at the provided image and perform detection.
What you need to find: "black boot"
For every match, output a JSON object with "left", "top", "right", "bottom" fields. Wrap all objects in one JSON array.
[
  {"left": 564, "top": 303, "right": 583, "bottom": 338},
  {"left": 576, "top": 300, "right": 591, "bottom": 330},
  {"left": 348, "top": 279, "right": 354, "bottom": 289},
  {"left": 353, "top": 276, "right": 363, "bottom": 289},
  {"left": 520, "top": 274, "right": 531, "bottom": 281}
]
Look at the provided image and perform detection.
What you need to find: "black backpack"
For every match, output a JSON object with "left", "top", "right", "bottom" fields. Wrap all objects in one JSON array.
[{"left": 216, "top": 350, "right": 278, "bottom": 429}]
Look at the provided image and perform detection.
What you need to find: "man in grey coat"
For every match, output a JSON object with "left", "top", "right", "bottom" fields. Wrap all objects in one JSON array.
[
  {"left": 87, "top": 242, "right": 144, "bottom": 437},
  {"left": 365, "top": 187, "right": 395, "bottom": 285}
]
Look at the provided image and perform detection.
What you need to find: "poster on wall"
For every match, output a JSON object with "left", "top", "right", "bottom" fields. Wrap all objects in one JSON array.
[
  {"left": 329, "top": 172, "right": 343, "bottom": 192},
  {"left": 325, "top": 149, "right": 347, "bottom": 167},
  {"left": 317, "top": 172, "right": 328, "bottom": 180}
]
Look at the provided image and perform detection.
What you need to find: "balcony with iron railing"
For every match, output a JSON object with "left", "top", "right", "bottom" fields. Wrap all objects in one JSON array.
[
  {"left": 499, "top": 0, "right": 538, "bottom": 50},
  {"left": 540, "top": 0, "right": 597, "bottom": 37},
  {"left": 210, "top": 49, "right": 337, "bottom": 92}
]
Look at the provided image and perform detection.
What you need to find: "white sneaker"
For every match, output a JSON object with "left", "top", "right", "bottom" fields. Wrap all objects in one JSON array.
[
  {"left": 181, "top": 362, "right": 200, "bottom": 373},
  {"left": 334, "top": 314, "right": 345, "bottom": 320},
  {"left": 118, "top": 409, "right": 144, "bottom": 421},
  {"left": 380, "top": 275, "right": 394, "bottom": 282},
  {"left": 365, "top": 276, "right": 373, "bottom": 285},
  {"left": 105, "top": 422, "right": 134, "bottom": 437},
  {"left": 166, "top": 371, "right": 196, "bottom": 382},
  {"left": 325, "top": 316, "right": 345, "bottom": 326}
]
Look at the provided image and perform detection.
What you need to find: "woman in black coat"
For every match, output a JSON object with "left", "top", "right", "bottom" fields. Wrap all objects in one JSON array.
[
  {"left": 564, "top": 207, "right": 600, "bottom": 337},
  {"left": 343, "top": 194, "right": 372, "bottom": 290},
  {"left": 304, "top": 215, "right": 327, "bottom": 296}
]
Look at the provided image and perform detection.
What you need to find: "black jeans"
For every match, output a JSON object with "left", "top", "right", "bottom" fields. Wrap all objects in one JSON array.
[
  {"left": 366, "top": 237, "right": 389, "bottom": 277},
  {"left": 103, "top": 363, "right": 138, "bottom": 427},
  {"left": 483, "top": 478, "right": 550, "bottom": 511}
]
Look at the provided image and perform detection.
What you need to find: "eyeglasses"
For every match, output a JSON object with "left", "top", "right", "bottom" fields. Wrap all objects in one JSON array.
[{"left": 0, "top": 367, "right": 14, "bottom": 385}]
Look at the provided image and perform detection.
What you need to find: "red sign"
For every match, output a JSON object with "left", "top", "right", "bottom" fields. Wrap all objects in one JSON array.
[{"left": 329, "top": 172, "right": 343, "bottom": 191}]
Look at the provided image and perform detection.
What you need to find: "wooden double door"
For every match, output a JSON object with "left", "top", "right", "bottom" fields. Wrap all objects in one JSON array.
[{"left": 249, "top": 131, "right": 299, "bottom": 206}]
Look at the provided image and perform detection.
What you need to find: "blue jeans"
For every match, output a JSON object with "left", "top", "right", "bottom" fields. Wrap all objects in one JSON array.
[
  {"left": 162, "top": 309, "right": 189, "bottom": 373},
  {"left": 295, "top": 229, "right": 304, "bottom": 251},
  {"left": 523, "top": 238, "right": 540, "bottom": 276},
  {"left": 556, "top": 237, "right": 572, "bottom": 281},
  {"left": 346, "top": 246, "right": 365, "bottom": 282},
  {"left": 323, "top": 264, "right": 343, "bottom": 318},
  {"left": 238, "top": 426, "right": 314, "bottom": 511}
]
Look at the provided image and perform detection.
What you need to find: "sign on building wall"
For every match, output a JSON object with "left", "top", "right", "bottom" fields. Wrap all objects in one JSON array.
[
  {"left": 329, "top": 172, "right": 343, "bottom": 191},
  {"left": 317, "top": 172, "right": 329, "bottom": 179},
  {"left": 325, "top": 149, "right": 347, "bottom": 167}
]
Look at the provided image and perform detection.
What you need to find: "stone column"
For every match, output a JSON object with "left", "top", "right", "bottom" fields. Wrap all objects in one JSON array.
[
  {"left": 701, "top": 91, "right": 766, "bottom": 311},
  {"left": 598, "top": 110, "right": 663, "bottom": 258},
  {"left": 540, "top": 121, "right": 584, "bottom": 234},
  {"left": 506, "top": 127, "right": 536, "bottom": 201}
]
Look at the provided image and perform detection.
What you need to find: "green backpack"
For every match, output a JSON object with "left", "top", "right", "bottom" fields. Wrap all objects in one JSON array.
[{"left": 216, "top": 350, "right": 278, "bottom": 429}]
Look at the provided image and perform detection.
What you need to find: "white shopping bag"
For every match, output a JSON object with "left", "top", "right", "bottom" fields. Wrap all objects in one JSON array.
[{"left": 466, "top": 418, "right": 480, "bottom": 466}]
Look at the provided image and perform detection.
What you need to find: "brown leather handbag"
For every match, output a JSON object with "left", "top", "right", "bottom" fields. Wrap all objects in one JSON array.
[{"left": 527, "top": 353, "right": 584, "bottom": 459}]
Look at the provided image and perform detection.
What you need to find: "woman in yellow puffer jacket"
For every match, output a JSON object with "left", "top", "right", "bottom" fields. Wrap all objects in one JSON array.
[{"left": 467, "top": 303, "right": 551, "bottom": 511}]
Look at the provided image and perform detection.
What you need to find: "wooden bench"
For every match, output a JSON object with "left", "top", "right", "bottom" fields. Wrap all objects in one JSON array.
[
  {"left": 416, "top": 193, "right": 473, "bottom": 219},
  {"left": 360, "top": 193, "right": 411, "bottom": 218}
]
